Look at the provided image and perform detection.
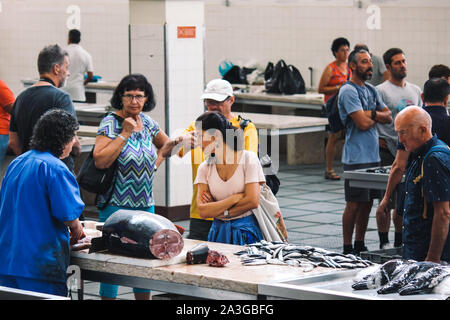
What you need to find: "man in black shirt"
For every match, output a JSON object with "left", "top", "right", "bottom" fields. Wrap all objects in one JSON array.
[
  {"left": 9, "top": 44, "right": 80, "bottom": 172},
  {"left": 421, "top": 78, "right": 449, "bottom": 145}
]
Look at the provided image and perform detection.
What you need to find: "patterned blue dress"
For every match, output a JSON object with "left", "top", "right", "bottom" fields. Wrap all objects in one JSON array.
[
  {"left": 96, "top": 112, "right": 159, "bottom": 298},
  {"left": 97, "top": 112, "right": 160, "bottom": 209}
]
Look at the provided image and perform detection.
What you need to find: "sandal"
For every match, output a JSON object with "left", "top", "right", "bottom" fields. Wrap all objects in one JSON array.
[{"left": 325, "top": 170, "right": 341, "bottom": 180}]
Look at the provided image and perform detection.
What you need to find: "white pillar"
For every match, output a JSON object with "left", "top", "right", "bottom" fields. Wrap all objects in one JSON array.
[{"left": 130, "top": 0, "right": 205, "bottom": 220}]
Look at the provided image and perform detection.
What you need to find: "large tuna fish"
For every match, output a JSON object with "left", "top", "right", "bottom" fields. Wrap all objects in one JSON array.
[{"left": 90, "top": 210, "right": 184, "bottom": 259}]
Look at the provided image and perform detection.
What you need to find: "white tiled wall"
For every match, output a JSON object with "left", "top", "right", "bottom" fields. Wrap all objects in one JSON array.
[
  {"left": 130, "top": 24, "right": 167, "bottom": 207},
  {"left": 130, "top": 1, "right": 205, "bottom": 208},
  {"left": 0, "top": 0, "right": 129, "bottom": 96},
  {"left": 165, "top": 23, "right": 204, "bottom": 206},
  {"left": 204, "top": 0, "right": 450, "bottom": 90}
]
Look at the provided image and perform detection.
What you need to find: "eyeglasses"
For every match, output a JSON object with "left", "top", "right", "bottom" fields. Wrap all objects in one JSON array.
[
  {"left": 204, "top": 97, "right": 230, "bottom": 107},
  {"left": 122, "top": 94, "right": 147, "bottom": 102}
]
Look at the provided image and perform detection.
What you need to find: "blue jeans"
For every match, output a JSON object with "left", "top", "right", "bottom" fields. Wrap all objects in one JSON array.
[
  {"left": 98, "top": 205, "right": 154, "bottom": 299},
  {"left": 0, "top": 134, "right": 8, "bottom": 167}
]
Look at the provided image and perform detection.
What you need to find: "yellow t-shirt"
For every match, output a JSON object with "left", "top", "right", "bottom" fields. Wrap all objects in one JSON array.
[{"left": 179, "top": 115, "right": 259, "bottom": 220}]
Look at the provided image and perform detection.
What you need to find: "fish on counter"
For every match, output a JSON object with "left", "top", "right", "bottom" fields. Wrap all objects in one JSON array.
[
  {"left": 89, "top": 209, "right": 184, "bottom": 259},
  {"left": 186, "top": 243, "right": 230, "bottom": 267},
  {"left": 234, "top": 240, "right": 373, "bottom": 271},
  {"left": 186, "top": 243, "right": 210, "bottom": 265},
  {"left": 352, "top": 259, "right": 414, "bottom": 290},
  {"left": 377, "top": 261, "right": 437, "bottom": 294},
  {"left": 398, "top": 264, "right": 450, "bottom": 296},
  {"left": 206, "top": 250, "right": 230, "bottom": 267},
  {"left": 352, "top": 259, "right": 450, "bottom": 295}
]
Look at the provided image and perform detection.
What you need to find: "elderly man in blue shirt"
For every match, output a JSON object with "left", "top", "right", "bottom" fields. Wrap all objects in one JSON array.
[{"left": 395, "top": 106, "right": 450, "bottom": 263}]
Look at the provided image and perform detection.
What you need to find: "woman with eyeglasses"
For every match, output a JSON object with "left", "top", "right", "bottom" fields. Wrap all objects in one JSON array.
[{"left": 92, "top": 73, "right": 192, "bottom": 300}]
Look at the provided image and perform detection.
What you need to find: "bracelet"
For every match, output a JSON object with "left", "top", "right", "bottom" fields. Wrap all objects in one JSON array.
[
  {"left": 118, "top": 134, "right": 128, "bottom": 142},
  {"left": 174, "top": 136, "right": 182, "bottom": 146}
]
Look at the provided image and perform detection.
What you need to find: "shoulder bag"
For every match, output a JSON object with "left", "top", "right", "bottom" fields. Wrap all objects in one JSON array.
[
  {"left": 242, "top": 152, "right": 288, "bottom": 242},
  {"left": 76, "top": 112, "right": 123, "bottom": 197}
]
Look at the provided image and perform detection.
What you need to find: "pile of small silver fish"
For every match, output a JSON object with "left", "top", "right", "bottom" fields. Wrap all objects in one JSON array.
[{"left": 234, "top": 240, "right": 374, "bottom": 272}]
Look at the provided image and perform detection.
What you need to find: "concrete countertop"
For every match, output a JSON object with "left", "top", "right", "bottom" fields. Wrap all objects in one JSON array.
[{"left": 71, "top": 238, "right": 338, "bottom": 296}]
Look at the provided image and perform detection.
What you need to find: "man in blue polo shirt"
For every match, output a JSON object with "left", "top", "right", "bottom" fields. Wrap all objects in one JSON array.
[
  {"left": 394, "top": 106, "right": 449, "bottom": 263},
  {"left": 338, "top": 49, "right": 392, "bottom": 255}
]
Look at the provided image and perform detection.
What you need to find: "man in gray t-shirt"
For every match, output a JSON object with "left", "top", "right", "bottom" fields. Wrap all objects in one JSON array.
[
  {"left": 375, "top": 48, "right": 422, "bottom": 250},
  {"left": 376, "top": 80, "right": 422, "bottom": 161}
]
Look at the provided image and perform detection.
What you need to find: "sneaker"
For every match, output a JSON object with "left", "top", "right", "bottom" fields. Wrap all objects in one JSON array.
[{"left": 380, "top": 242, "right": 393, "bottom": 250}]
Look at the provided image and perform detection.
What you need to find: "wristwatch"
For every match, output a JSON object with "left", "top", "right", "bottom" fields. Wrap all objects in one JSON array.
[
  {"left": 371, "top": 109, "right": 377, "bottom": 121},
  {"left": 223, "top": 210, "right": 229, "bottom": 218}
]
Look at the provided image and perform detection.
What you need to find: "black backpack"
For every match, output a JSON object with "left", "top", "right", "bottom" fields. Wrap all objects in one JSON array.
[
  {"left": 238, "top": 115, "right": 280, "bottom": 195},
  {"left": 325, "top": 81, "right": 377, "bottom": 132},
  {"left": 265, "top": 59, "right": 306, "bottom": 95}
]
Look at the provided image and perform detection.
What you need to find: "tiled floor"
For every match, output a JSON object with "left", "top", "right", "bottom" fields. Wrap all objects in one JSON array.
[{"left": 77, "top": 161, "right": 395, "bottom": 300}]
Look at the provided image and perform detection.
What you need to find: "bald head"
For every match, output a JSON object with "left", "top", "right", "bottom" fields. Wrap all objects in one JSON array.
[
  {"left": 396, "top": 106, "right": 431, "bottom": 130},
  {"left": 395, "top": 106, "right": 433, "bottom": 152}
]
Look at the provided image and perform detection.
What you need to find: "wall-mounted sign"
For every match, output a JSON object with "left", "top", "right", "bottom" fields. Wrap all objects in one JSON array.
[{"left": 177, "top": 26, "right": 196, "bottom": 39}]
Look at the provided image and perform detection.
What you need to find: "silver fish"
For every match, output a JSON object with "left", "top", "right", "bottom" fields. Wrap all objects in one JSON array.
[{"left": 398, "top": 265, "right": 450, "bottom": 295}]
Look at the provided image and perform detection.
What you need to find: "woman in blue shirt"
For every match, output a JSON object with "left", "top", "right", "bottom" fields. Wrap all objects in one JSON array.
[{"left": 0, "top": 109, "right": 84, "bottom": 297}]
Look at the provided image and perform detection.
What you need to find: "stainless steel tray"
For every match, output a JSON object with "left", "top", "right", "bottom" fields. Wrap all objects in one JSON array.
[
  {"left": 259, "top": 269, "right": 449, "bottom": 300},
  {"left": 343, "top": 166, "right": 402, "bottom": 190}
]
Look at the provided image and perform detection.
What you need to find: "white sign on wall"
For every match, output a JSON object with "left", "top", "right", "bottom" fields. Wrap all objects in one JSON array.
[
  {"left": 66, "top": 4, "right": 81, "bottom": 29},
  {"left": 366, "top": 4, "right": 381, "bottom": 30}
]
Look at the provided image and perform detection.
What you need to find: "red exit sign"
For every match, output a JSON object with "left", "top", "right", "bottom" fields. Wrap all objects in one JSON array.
[{"left": 177, "top": 26, "right": 196, "bottom": 39}]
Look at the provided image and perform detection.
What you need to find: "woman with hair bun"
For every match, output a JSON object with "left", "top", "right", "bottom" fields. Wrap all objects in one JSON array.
[{"left": 194, "top": 111, "right": 265, "bottom": 245}]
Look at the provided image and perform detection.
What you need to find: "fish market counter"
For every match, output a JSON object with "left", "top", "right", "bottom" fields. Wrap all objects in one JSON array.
[
  {"left": 71, "top": 237, "right": 449, "bottom": 300},
  {"left": 70, "top": 239, "right": 340, "bottom": 300},
  {"left": 258, "top": 268, "right": 449, "bottom": 300}
]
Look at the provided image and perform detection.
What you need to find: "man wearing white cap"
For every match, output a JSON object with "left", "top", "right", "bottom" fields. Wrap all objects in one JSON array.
[{"left": 178, "top": 79, "right": 259, "bottom": 240}]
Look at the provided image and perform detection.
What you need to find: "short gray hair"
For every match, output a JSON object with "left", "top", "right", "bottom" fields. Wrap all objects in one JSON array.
[
  {"left": 348, "top": 49, "right": 369, "bottom": 65},
  {"left": 37, "top": 44, "right": 68, "bottom": 75}
]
